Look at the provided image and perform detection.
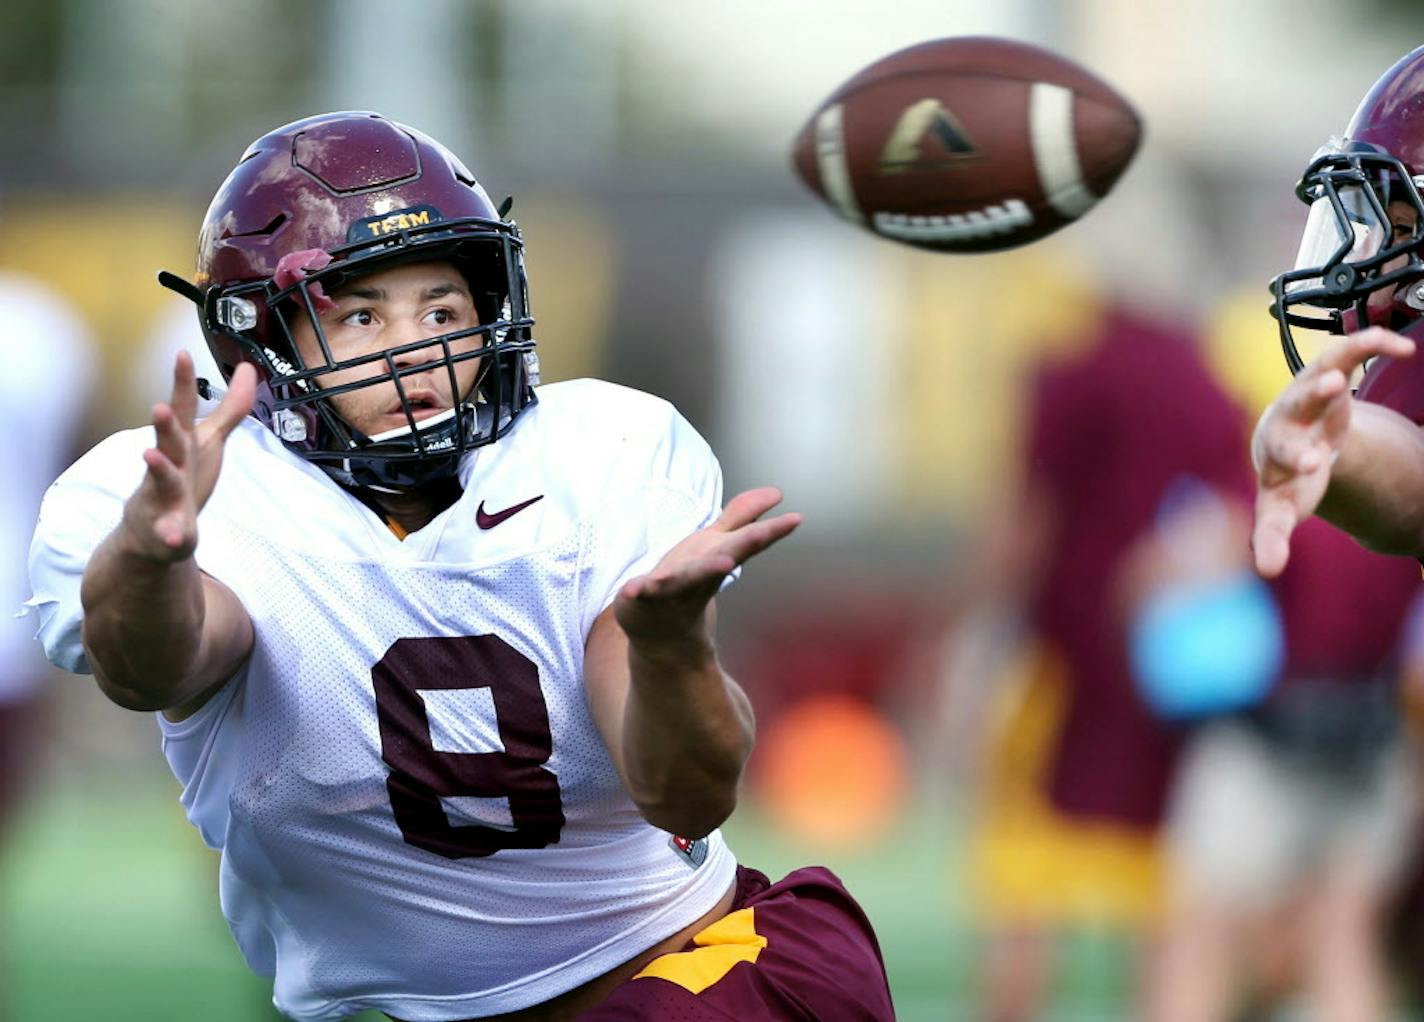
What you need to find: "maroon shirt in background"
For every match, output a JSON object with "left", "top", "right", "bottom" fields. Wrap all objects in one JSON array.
[
  {"left": 1025, "top": 309, "right": 1254, "bottom": 828},
  {"left": 1269, "top": 518, "right": 1419, "bottom": 688}
]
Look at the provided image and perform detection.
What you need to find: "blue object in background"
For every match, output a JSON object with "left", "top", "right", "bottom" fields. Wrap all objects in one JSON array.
[{"left": 1130, "top": 571, "right": 1284, "bottom": 721}]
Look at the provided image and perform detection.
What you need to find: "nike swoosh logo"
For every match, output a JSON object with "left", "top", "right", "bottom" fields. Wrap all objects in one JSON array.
[{"left": 476, "top": 495, "right": 544, "bottom": 530}]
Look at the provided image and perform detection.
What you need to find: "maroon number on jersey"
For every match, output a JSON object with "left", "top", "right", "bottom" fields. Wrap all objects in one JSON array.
[{"left": 372, "top": 635, "right": 566, "bottom": 858}]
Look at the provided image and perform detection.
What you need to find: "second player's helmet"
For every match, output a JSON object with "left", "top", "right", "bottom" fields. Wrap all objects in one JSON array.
[
  {"left": 1271, "top": 46, "right": 1424, "bottom": 381},
  {"left": 163, "top": 111, "right": 538, "bottom": 491}
]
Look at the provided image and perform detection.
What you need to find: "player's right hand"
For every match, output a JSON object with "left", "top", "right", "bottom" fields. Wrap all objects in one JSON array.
[
  {"left": 1251, "top": 327, "right": 1415, "bottom": 578},
  {"left": 119, "top": 352, "right": 256, "bottom": 563},
  {"left": 614, "top": 487, "right": 801, "bottom": 654}
]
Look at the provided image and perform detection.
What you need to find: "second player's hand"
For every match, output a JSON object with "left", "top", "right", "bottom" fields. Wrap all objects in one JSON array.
[
  {"left": 120, "top": 352, "right": 257, "bottom": 563},
  {"left": 1251, "top": 327, "right": 1415, "bottom": 577},
  {"left": 614, "top": 487, "right": 802, "bottom": 653}
]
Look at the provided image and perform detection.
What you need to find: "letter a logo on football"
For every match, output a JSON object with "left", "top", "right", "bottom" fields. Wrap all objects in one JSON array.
[{"left": 879, "top": 99, "right": 978, "bottom": 174}]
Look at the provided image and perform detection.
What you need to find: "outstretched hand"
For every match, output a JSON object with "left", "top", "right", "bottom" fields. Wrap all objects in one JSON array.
[
  {"left": 120, "top": 352, "right": 256, "bottom": 563},
  {"left": 614, "top": 487, "right": 801, "bottom": 651},
  {"left": 1251, "top": 327, "right": 1415, "bottom": 577}
]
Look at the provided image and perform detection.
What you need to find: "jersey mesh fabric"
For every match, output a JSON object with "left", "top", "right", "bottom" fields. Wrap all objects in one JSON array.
[{"left": 27, "top": 379, "right": 738, "bottom": 1021}]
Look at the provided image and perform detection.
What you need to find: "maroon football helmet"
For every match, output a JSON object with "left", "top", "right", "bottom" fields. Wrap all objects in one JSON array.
[
  {"left": 162, "top": 111, "right": 538, "bottom": 491},
  {"left": 1271, "top": 45, "right": 1424, "bottom": 396}
]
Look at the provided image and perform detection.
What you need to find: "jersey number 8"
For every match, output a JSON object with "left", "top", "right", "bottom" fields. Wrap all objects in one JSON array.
[{"left": 372, "top": 635, "right": 566, "bottom": 859}]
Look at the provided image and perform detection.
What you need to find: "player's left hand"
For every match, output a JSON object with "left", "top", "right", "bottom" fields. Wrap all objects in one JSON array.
[{"left": 614, "top": 487, "right": 801, "bottom": 653}]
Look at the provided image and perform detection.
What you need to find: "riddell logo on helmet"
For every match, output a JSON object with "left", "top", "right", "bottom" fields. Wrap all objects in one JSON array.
[
  {"left": 263, "top": 346, "right": 298, "bottom": 376},
  {"left": 348, "top": 205, "right": 445, "bottom": 243}
]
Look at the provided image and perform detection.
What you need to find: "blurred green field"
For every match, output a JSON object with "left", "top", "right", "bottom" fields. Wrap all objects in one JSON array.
[{"left": 0, "top": 762, "right": 1134, "bottom": 1022}]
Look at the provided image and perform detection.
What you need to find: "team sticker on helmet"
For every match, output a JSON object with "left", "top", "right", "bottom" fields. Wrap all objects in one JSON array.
[{"left": 347, "top": 204, "right": 446, "bottom": 243}]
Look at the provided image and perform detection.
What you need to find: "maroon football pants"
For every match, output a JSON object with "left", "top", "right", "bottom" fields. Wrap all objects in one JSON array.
[{"left": 577, "top": 865, "right": 896, "bottom": 1021}]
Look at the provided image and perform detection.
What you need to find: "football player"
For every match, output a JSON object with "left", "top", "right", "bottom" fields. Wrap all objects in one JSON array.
[
  {"left": 1245, "top": 45, "right": 1424, "bottom": 1022},
  {"left": 0, "top": 273, "right": 95, "bottom": 835},
  {"left": 1253, "top": 44, "right": 1424, "bottom": 573},
  {"left": 26, "top": 112, "right": 894, "bottom": 1022}
]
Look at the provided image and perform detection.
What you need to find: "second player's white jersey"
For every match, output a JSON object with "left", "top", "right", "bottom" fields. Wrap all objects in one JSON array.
[{"left": 27, "top": 379, "right": 737, "bottom": 1021}]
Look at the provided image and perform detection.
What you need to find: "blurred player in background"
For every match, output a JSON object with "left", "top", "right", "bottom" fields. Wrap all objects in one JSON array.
[
  {"left": 0, "top": 272, "right": 94, "bottom": 835},
  {"left": 1150, "top": 518, "right": 1421, "bottom": 1022},
  {"left": 25, "top": 112, "right": 894, "bottom": 1022},
  {"left": 938, "top": 306, "right": 1255, "bottom": 1022},
  {"left": 1382, "top": 594, "right": 1424, "bottom": 1011}
]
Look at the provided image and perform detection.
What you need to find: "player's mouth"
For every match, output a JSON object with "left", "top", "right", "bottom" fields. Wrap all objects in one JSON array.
[{"left": 389, "top": 390, "right": 448, "bottom": 422}]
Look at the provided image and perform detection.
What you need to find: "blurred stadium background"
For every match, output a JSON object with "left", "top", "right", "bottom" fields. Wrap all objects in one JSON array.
[{"left": 5, "top": 1, "right": 1424, "bottom": 1019}]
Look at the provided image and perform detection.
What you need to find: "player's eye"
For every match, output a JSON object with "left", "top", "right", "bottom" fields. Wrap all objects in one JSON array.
[
  {"left": 423, "top": 307, "right": 457, "bottom": 327},
  {"left": 340, "top": 309, "right": 376, "bottom": 328}
]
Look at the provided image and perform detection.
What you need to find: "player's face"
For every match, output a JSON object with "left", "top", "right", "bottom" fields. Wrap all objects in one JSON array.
[
  {"left": 1364, "top": 199, "right": 1423, "bottom": 324},
  {"left": 289, "top": 260, "right": 483, "bottom": 437}
]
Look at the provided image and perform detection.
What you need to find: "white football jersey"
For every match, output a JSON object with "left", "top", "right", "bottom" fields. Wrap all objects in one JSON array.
[{"left": 27, "top": 379, "right": 738, "bottom": 1021}]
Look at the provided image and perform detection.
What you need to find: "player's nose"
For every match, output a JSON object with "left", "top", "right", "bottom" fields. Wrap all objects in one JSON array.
[{"left": 388, "top": 335, "right": 443, "bottom": 370}]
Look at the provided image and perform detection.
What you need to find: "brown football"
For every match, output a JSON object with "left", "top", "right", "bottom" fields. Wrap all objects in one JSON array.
[{"left": 791, "top": 37, "right": 1142, "bottom": 253}]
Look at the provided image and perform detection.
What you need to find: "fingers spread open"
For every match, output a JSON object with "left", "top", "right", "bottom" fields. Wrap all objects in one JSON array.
[{"left": 714, "top": 487, "right": 786, "bottom": 532}]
